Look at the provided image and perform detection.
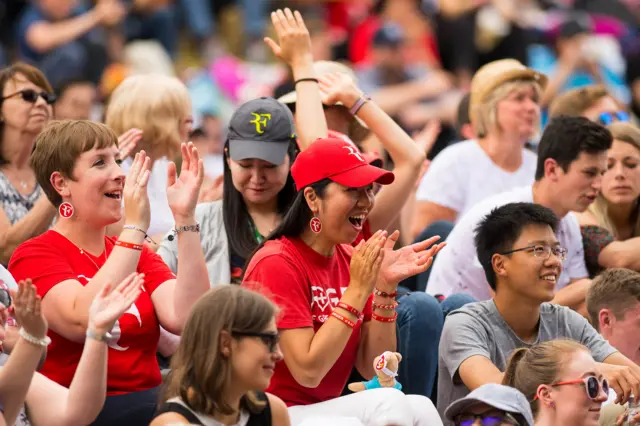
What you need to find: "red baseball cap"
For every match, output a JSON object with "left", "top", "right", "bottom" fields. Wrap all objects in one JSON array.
[
  {"left": 291, "top": 137, "right": 394, "bottom": 190},
  {"left": 327, "top": 130, "right": 384, "bottom": 167}
]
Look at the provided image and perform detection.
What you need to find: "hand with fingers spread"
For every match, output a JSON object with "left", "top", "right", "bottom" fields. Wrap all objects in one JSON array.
[
  {"left": 167, "top": 142, "right": 205, "bottom": 222},
  {"left": 89, "top": 273, "right": 144, "bottom": 336},
  {"left": 318, "top": 72, "right": 364, "bottom": 110},
  {"left": 118, "top": 128, "right": 143, "bottom": 160},
  {"left": 264, "top": 8, "right": 313, "bottom": 68},
  {"left": 123, "top": 150, "right": 152, "bottom": 230},
  {"left": 12, "top": 279, "right": 47, "bottom": 340},
  {"left": 349, "top": 230, "right": 387, "bottom": 295},
  {"left": 378, "top": 232, "right": 446, "bottom": 291}
]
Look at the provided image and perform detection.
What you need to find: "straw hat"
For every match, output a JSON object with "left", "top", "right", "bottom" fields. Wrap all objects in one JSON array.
[{"left": 469, "top": 59, "right": 548, "bottom": 127}]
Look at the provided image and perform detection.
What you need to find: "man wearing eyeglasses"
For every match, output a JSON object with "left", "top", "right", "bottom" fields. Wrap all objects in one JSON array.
[
  {"left": 427, "top": 116, "right": 612, "bottom": 310},
  {"left": 436, "top": 201, "right": 640, "bottom": 425}
]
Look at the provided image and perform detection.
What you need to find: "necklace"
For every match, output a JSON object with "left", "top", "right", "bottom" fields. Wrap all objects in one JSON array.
[{"left": 79, "top": 247, "right": 107, "bottom": 271}]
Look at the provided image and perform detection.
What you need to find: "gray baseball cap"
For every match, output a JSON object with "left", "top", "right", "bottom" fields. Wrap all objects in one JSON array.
[
  {"left": 228, "top": 97, "right": 295, "bottom": 166},
  {"left": 445, "top": 384, "right": 534, "bottom": 426}
]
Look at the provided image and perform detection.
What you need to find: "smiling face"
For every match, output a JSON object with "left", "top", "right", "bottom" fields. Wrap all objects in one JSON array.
[
  {"left": 495, "top": 85, "right": 541, "bottom": 140},
  {"left": 497, "top": 223, "right": 563, "bottom": 302},
  {"left": 1, "top": 73, "right": 53, "bottom": 136},
  {"left": 229, "top": 318, "right": 283, "bottom": 391},
  {"left": 547, "top": 350, "right": 607, "bottom": 426},
  {"left": 315, "top": 182, "right": 375, "bottom": 245},
  {"left": 601, "top": 139, "right": 640, "bottom": 207},
  {"left": 59, "top": 145, "right": 125, "bottom": 226},
  {"left": 227, "top": 156, "right": 290, "bottom": 207}
]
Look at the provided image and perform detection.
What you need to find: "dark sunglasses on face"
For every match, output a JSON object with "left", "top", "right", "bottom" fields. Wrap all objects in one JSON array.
[
  {"left": 2, "top": 89, "right": 57, "bottom": 105},
  {"left": 0, "top": 289, "right": 11, "bottom": 308},
  {"left": 232, "top": 331, "right": 280, "bottom": 353},
  {"left": 599, "top": 111, "right": 630, "bottom": 126},
  {"left": 456, "top": 411, "right": 520, "bottom": 426}
]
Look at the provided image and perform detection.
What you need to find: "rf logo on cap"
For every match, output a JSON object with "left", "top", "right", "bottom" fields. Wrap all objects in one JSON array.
[
  {"left": 343, "top": 145, "right": 365, "bottom": 163},
  {"left": 250, "top": 112, "right": 272, "bottom": 134}
]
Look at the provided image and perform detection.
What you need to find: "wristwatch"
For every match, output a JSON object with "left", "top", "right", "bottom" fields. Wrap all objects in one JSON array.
[{"left": 86, "top": 328, "right": 112, "bottom": 342}]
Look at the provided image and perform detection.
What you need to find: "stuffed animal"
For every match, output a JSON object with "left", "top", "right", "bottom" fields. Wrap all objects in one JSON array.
[{"left": 347, "top": 351, "right": 403, "bottom": 392}]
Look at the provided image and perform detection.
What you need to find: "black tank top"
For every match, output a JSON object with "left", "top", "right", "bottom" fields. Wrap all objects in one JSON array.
[{"left": 155, "top": 392, "right": 272, "bottom": 426}]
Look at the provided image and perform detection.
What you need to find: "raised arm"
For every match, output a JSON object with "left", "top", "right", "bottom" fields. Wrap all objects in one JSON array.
[
  {"left": 0, "top": 196, "right": 56, "bottom": 264},
  {"left": 26, "top": 274, "right": 143, "bottom": 426},
  {"left": 318, "top": 73, "right": 426, "bottom": 232},
  {"left": 276, "top": 232, "right": 386, "bottom": 387},
  {"left": 150, "top": 143, "right": 209, "bottom": 334},
  {"left": 264, "top": 8, "right": 328, "bottom": 149},
  {"left": 0, "top": 280, "right": 47, "bottom": 426}
]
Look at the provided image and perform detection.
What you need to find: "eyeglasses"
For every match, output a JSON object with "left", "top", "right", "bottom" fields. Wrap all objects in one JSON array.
[
  {"left": 599, "top": 111, "right": 630, "bottom": 126},
  {"left": 500, "top": 245, "right": 567, "bottom": 261},
  {"left": 232, "top": 331, "right": 280, "bottom": 353},
  {"left": 2, "top": 89, "right": 57, "bottom": 105},
  {"left": 0, "top": 289, "right": 11, "bottom": 308},
  {"left": 456, "top": 411, "right": 520, "bottom": 426},
  {"left": 549, "top": 376, "right": 609, "bottom": 400}
]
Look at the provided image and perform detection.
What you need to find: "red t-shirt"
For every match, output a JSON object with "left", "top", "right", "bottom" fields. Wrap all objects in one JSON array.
[
  {"left": 242, "top": 236, "right": 373, "bottom": 406},
  {"left": 8, "top": 230, "right": 175, "bottom": 395}
]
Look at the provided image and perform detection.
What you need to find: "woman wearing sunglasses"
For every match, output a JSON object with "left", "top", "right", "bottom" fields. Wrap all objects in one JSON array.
[
  {"left": 576, "top": 122, "right": 640, "bottom": 277},
  {"left": 503, "top": 339, "right": 609, "bottom": 426},
  {"left": 0, "top": 63, "right": 57, "bottom": 265},
  {"left": 151, "top": 285, "right": 290, "bottom": 426}
]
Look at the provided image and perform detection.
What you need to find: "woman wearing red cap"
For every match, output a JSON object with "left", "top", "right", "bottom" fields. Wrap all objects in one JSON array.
[{"left": 242, "top": 137, "right": 444, "bottom": 425}]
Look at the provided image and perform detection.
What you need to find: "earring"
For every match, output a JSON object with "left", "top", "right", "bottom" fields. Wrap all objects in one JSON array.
[
  {"left": 58, "top": 202, "right": 74, "bottom": 218},
  {"left": 310, "top": 216, "right": 322, "bottom": 233}
]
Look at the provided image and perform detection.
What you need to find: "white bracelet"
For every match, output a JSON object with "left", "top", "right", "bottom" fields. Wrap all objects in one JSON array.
[{"left": 19, "top": 328, "right": 51, "bottom": 347}]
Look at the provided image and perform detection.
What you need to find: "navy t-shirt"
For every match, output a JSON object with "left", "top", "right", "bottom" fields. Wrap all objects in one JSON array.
[{"left": 16, "top": 5, "right": 87, "bottom": 63}]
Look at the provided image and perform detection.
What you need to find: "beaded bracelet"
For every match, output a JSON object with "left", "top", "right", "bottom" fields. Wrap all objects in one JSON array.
[
  {"left": 372, "top": 312, "right": 398, "bottom": 323},
  {"left": 19, "top": 328, "right": 51, "bottom": 347},
  {"left": 373, "top": 288, "right": 397, "bottom": 298},
  {"left": 115, "top": 240, "right": 143, "bottom": 251},
  {"left": 331, "top": 311, "right": 356, "bottom": 328},
  {"left": 337, "top": 302, "right": 363, "bottom": 321},
  {"left": 373, "top": 301, "right": 399, "bottom": 311}
]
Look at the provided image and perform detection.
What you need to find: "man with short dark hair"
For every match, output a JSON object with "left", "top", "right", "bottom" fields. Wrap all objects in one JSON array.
[
  {"left": 427, "top": 116, "right": 613, "bottom": 308},
  {"left": 436, "top": 202, "right": 640, "bottom": 425}
]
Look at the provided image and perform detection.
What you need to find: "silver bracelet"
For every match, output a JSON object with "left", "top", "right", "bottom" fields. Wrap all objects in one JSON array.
[
  {"left": 19, "top": 328, "right": 51, "bottom": 347},
  {"left": 123, "top": 225, "right": 155, "bottom": 244}
]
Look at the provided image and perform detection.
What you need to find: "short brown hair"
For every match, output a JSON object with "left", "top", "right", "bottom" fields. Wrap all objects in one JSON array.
[
  {"left": 587, "top": 268, "right": 640, "bottom": 331},
  {"left": 30, "top": 120, "right": 119, "bottom": 207},
  {"left": 0, "top": 63, "right": 54, "bottom": 165},
  {"left": 163, "top": 285, "right": 278, "bottom": 417},
  {"left": 548, "top": 85, "right": 609, "bottom": 118}
]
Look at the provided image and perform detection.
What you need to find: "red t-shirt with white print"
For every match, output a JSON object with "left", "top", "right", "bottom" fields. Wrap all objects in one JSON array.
[
  {"left": 242, "top": 236, "right": 373, "bottom": 406},
  {"left": 8, "top": 230, "right": 175, "bottom": 395}
]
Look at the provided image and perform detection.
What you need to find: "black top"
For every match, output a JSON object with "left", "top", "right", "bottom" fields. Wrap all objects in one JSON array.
[{"left": 156, "top": 392, "right": 272, "bottom": 426}]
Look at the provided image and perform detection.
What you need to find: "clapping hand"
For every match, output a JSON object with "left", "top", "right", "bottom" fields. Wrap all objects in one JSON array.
[
  {"left": 118, "top": 128, "right": 143, "bottom": 160},
  {"left": 12, "top": 279, "right": 47, "bottom": 340},
  {"left": 89, "top": 273, "right": 143, "bottom": 335},
  {"left": 349, "top": 230, "right": 387, "bottom": 295},
  {"left": 264, "top": 8, "right": 313, "bottom": 68},
  {"left": 123, "top": 150, "right": 152, "bottom": 231},
  {"left": 167, "top": 142, "right": 204, "bottom": 222},
  {"left": 378, "top": 232, "right": 446, "bottom": 291}
]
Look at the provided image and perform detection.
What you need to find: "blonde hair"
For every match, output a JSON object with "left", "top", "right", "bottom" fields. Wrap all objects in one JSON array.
[
  {"left": 502, "top": 340, "right": 588, "bottom": 416},
  {"left": 588, "top": 122, "right": 640, "bottom": 238},
  {"left": 30, "top": 120, "right": 119, "bottom": 207},
  {"left": 474, "top": 79, "right": 542, "bottom": 138},
  {"left": 163, "top": 285, "right": 278, "bottom": 417},
  {"left": 105, "top": 74, "right": 190, "bottom": 161}
]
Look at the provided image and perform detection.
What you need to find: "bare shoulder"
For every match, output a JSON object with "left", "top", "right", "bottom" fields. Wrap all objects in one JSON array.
[
  {"left": 574, "top": 211, "right": 599, "bottom": 227},
  {"left": 267, "top": 393, "right": 291, "bottom": 426}
]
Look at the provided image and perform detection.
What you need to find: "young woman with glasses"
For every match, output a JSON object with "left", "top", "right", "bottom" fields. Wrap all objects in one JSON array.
[{"left": 151, "top": 285, "right": 290, "bottom": 426}]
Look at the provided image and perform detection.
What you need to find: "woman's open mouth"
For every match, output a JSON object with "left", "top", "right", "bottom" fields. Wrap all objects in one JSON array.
[
  {"left": 104, "top": 191, "right": 122, "bottom": 200},
  {"left": 348, "top": 214, "right": 365, "bottom": 230}
]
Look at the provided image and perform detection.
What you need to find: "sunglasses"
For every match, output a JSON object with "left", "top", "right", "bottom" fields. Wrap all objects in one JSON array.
[
  {"left": 2, "top": 89, "right": 57, "bottom": 105},
  {"left": 552, "top": 376, "right": 609, "bottom": 400},
  {"left": 456, "top": 412, "right": 520, "bottom": 426},
  {"left": 0, "top": 289, "right": 11, "bottom": 308},
  {"left": 232, "top": 331, "right": 280, "bottom": 353},
  {"left": 599, "top": 111, "right": 630, "bottom": 126}
]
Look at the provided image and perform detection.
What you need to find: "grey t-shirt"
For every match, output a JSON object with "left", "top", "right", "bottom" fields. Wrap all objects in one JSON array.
[{"left": 437, "top": 300, "right": 618, "bottom": 424}]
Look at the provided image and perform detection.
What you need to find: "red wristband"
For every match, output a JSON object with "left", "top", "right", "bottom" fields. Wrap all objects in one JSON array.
[
  {"left": 337, "top": 302, "right": 363, "bottom": 320},
  {"left": 373, "top": 288, "right": 397, "bottom": 298},
  {"left": 115, "top": 240, "right": 143, "bottom": 251},
  {"left": 372, "top": 311, "right": 398, "bottom": 323},
  {"left": 373, "top": 301, "right": 398, "bottom": 310},
  {"left": 331, "top": 311, "right": 356, "bottom": 328}
]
